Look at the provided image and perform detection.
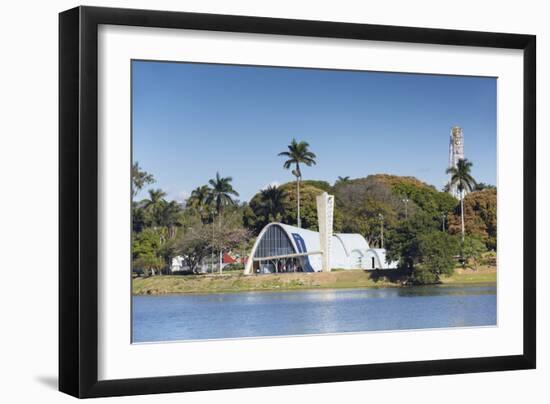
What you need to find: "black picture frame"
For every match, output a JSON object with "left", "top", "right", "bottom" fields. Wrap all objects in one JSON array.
[{"left": 59, "top": 5, "right": 536, "bottom": 398}]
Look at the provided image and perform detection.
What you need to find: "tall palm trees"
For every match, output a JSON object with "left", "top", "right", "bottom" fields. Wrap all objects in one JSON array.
[
  {"left": 188, "top": 185, "right": 211, "bottom": 207},
  {"left": 206, "top": 172, "right": 240, "bottom": 215},
  {"left": 142, "top": 189, "right": 167, "bottom": 228},
  {"left": 258, "top": 185, "right": 288, "bottom": 222},
  {"left": 160, "top": 200, "right": 182, "bottom": 239},
  {"left": 446, "top": 158, "right": 477, "bottom": 242},
  {"left": 131, "top": 162, "right": 155, "bottom": 198},
  {"left": 206, "top": 172, "right": 239, "bottom": 274},
  {"left": 187, "top": 185, "right": 212, "bottom": 222},
  {"left": 142, "top": 189, "right": 183, "bottom": 240},
  {"left": 278, "top": 139, "right": 317, "bottom": 227}
]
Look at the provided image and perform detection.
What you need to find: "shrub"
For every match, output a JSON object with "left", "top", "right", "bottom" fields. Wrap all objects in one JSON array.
[{"left": 411, "top": 266, "right": 440, "bottom": 285}]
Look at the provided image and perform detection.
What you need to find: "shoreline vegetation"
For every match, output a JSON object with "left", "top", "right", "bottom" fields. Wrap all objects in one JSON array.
[{"left": 132, "top": 266, "right": 496, "bottom": 296}]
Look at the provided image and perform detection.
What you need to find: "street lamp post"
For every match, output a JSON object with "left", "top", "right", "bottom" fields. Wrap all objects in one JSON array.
[
  {"left": 402, "top": 198, "right": 410, "bottom": 220},
  {"left": 378, "top": 213, "right": 384, "bottom": 248},
  {"left": 211, "top": 212, "right": 215, "bottom": 274},
  {"left": 292, "top": 169, "right": 302, "bottom": 228}
]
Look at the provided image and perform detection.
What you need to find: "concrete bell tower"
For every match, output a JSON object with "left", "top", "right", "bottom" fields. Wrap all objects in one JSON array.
[{"left": 316, "top": 192, "right": 334, "bottom": 272}]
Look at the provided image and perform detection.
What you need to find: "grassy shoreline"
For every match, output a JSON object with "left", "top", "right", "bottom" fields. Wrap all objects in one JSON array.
[{"left": 132, "top": 267, "right": 496, "bottom": 296}]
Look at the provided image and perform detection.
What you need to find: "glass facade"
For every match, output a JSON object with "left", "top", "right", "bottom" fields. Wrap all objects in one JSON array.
[{"left": 254, "top": 225, "right": 296, "bottom": 259}]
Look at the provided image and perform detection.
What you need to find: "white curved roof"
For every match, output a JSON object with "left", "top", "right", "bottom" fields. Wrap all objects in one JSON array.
[
  {"left": 334, "top": 233, "right": 370, "bottom": 252},
  {"left": 277, "top": 223, "right": 321, "bottom": 251},
  {"left": 330, "top": 235, "right": 349, "bottom": 269},
  {"left": 276, "top": 224, "right": 369, "bottom": 255},
  {"left": 275, "top": 224, "right": 369, "bottom": 271}
]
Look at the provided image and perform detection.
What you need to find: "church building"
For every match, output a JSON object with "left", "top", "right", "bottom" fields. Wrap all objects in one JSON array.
[{"left": 244, "top": 193, "right": 398, "bottom": 274}]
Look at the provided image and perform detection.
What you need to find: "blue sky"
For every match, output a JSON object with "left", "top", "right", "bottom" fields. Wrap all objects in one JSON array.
[{"left": 132, "top": 60, "right": 496, "bottom": 202}]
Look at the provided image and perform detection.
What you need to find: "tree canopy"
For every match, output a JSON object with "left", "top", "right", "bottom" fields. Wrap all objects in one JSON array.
[
  {"left": 413, "top": 231, "right": 460, "bottom": 284},
  {"left": 448, "top": 188, "right": 497, "bottom": 250}
]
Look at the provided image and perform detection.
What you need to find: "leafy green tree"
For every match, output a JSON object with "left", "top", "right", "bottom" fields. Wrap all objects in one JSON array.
[
  {"left": 241, "top": 202, "right": 262, "bottom": 234},
  {"left": 131, "top": 162, "right": 155, "bottom": 198},
  {"left": 283, "top": 182, "right": 342, "bottom": 231},
  {"left": 446, "top": 158, "right": 477, "bottom": 242},
  {"left": 301, "top": 180, "right": 332, "bottom": 192},
  {"left": 247, "top": 181, "right": 341, "bottom": 233},
  {"left": 462, "top": 236, "right": 487, "bottom": 270},
  {"left": 133, "top": 254, "right": 164, "bottom": 277},
  {"left": 158, "top": 237, "right": 178, "bottom": 271},
  {"left": 385, "top": 213, "right": 439, "bottom": 270},
  {"left": 132, "top": 201, "right": 147, "bottom": 233},
  {"left": 132, "top": 228, "right": 165, "bottom": 275},
  {"left": 448, "top": 188, "right": 497, "bottom": 250},
  {"left": 278, "top": 139, "right": 317, "bottom": 228},
  {"left": 211, "top": 221, "right": 250, "bottom": 274},
  {"left": 475, "top": 182, "right": 496, "bottom": 191},
  {"left": 132, "top": 228, "right": 162, "bottom": 258},
  {"left": 341, "top": 196, "right": 396, "bottom": 246},
  {"left": 177, "top": 205, "right": 205, "bottom": 232},
  {"left": 392, "top": 180, "right": 457, "bottom": 220},
  {"left": 413, "top": 231, "right": 460, "bottom": 284},
  {"left": 335, "top": 175, "right": 415, "bottom": 236},
  {"left": 174, "top": 223, "right": 214, "bottom": 273},
  {"left": 206, "top": 172, "right": 239, "bottom": 215}
]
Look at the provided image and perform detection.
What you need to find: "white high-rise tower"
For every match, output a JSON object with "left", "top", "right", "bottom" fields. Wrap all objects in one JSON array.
[{"left": 448, "top": 126, "right": 464, "bottom": 198}]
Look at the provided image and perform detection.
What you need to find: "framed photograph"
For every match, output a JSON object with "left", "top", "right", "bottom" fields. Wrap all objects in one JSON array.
[{"left": 59, "top": 6, "right": 536, "bottom": 398}]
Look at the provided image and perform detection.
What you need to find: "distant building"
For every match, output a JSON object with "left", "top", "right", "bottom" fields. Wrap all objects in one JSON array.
[
  {"left": 171, "top": 256, "right": 208, "bottom": 274},
  {"left": 171, "top": 256, "right": 187, "bottom": 272},
  {"left": 448, "top": 126, "right": 465, "bottom": 198},
  {"left": 171, "top": 252, "right": 246, "bottom": 273},
  {"left": 244, "top": 193, "right": 398, "bottom": 274}
]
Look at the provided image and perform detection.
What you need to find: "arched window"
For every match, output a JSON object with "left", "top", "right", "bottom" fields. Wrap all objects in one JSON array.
[{"left": 254, "top": 225, "right": 296, "bottom": 258}]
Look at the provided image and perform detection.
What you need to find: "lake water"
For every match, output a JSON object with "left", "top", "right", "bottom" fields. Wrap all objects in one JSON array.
[{"left": 132, "top": 285, "right": 496, "bottom": 343}]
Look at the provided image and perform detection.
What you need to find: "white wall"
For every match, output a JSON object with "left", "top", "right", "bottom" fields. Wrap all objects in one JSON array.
[{"left": 0, "top": 0, "right": 547, "bottom": 403}]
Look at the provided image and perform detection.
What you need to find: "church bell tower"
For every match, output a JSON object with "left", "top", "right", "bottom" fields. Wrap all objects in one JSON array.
[{"left": 316, "top": 192, "right": 334, "bottom": 272}]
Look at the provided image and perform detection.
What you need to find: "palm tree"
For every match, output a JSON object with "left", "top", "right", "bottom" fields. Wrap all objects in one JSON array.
[
  {"left": 142, "top": 189, "right": 167, "bottom": 228},
  {"left": 446, "top": 158, "right": 477, "bottom": 242},
  {"left": 206, "top": 172, "right": 239, "bottom": 274},
  {"left": 336, "top": 176, "right": 350, "bottom": 185},
  {"left": 131, "top": 162, "right": 155, "bottom": 198},
  {"left": 258, "top": 185, "right": 288, "bottom": 222},
  {"left": 278, "top": 139, "right": 317, "bottom": 227},
  {"left": 187, "top": 185, "right": 212, "bottom": 221},
  {"left": 159, "top": 200, "right": 182, "bottom": 239},
  {"left": 206, "top": 172, "right": 239, "bottom": 215}
]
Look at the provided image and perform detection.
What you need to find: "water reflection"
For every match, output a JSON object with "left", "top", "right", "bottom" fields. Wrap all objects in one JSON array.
[
  {"left": 132, "top": 285, "right": 496, "bottom": 343},
  {"left": 396, "top": 284, "right": 495, "bottom": 297}
]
